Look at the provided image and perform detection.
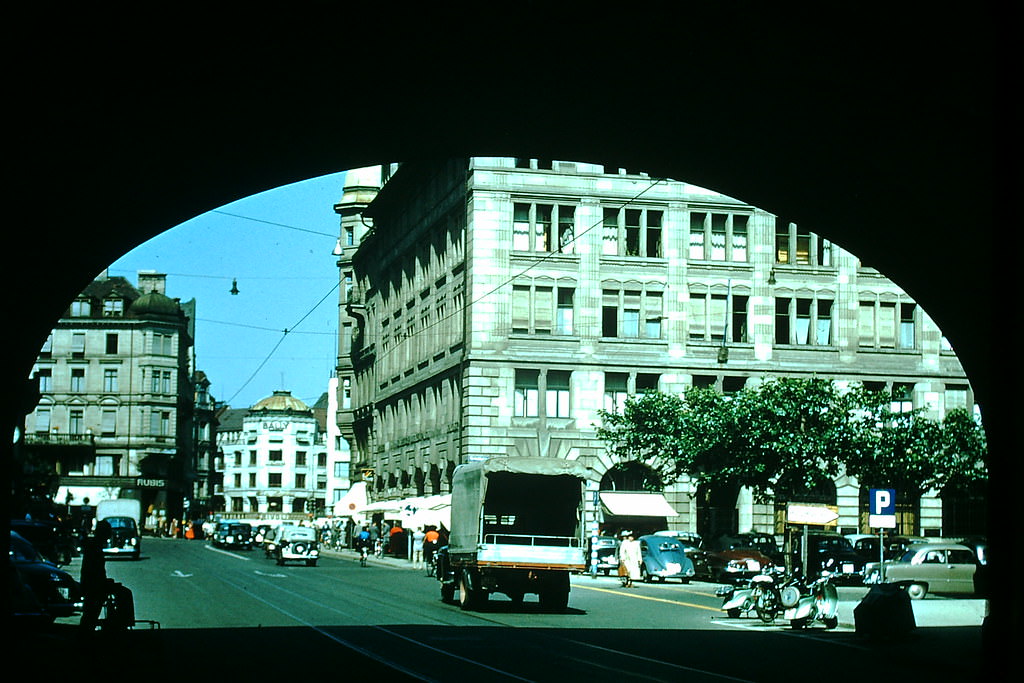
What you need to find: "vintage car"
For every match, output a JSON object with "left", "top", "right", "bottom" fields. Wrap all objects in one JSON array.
[
  {"left": 638, "top": 534, "right": 695, "bottom": 583},
  {"left": 693, "top": 535, "right": 776, "bottom": 583},
  {"left": 793, "top": 532, "right": 866, "bottom": 584},
  {"left": 863, "top": 542, "right": 980, "bottom": 599},
  {"left": 103, "top": 516, "right": 141, "bottom": 560},
  {"left": 9, "top": 531, "right": 82, "bottom": 619},
  {"left": 587, "top": 535, "right": 620, "bottom": 575},
  {"left": 10, "top": 519, "right": 76, "bottom": 565},
  {"left": 847, "top": 534, "right": 928, "bottom": 562},
  {"left": 212, "top": 522, "right": 253, "bottom": 550},
  {"left": 274, "top": 525, "right": 319, "bottom": 566}
]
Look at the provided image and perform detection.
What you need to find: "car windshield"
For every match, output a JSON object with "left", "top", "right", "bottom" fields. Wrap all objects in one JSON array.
[
  {"left": 287, "top": 528, "right": 316, "bottom": 540},
  {"left": 231, "top": 525, "right": 250, "bottom": 533},
  {"left": 899, "top": 549, "right": 918, "bottom": 562},
  {"left": 107, "top": 517, "right": 137, "bottom": 530},
  {"left": 814, "top": 537, "right": 853, "bottom": 551},
  {"left": 10, "top": 533, "right": 46, "bottom": 563}
]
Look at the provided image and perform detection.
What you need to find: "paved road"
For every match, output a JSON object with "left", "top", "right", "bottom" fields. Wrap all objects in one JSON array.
[{"left": 16, "top": 538, "right": 993, "bottom": 681}]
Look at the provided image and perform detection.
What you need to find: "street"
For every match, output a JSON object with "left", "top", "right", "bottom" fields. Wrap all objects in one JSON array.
[{"left": 29, "top": 537, "right": 989, "bottom": 682}]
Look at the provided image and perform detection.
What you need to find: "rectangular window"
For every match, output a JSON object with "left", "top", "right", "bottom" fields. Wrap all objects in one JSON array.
[
  {"left": 878, "top": 302, "right": 897, "bottom": 348},
  {"left": 556, "top": 287, "right": 575, "bottom": 335},
  {"left": 603, "top": 208, "right": 619, "bottom": 255},
  {"left": 513, "top": 203, "right": 531, "bottom": 251},
  {"left": 647, "top": 210, "right": 663, "bottom": 258},
  {"left": 891, "top": 383, "right": 914, "bottom": 413},
  {"left": 546, "top": 370, "right": 571, "bottom": 418},
  {"left": 103, "top": 299, "right": 124, "bottom": 317},
  {"left": 95, "top": 455, "right": 114, "bottom": 476},
  {"left": 101, "top": 410, "right": 116, "bottom": 436},
  {"left": 636, "top": 373, "right": 659, "bottom": 393},
  {"left": 796, "top": 298, "right": 812, "bottom": 344},
  {"left": 625, "top": 209, "right": 642, "bottom": 256},
  {"left": 105, "top": 333, "right": 119, "bottom": 354},
  {"left": 269, "top": 450, "right": 283, "bottom": 462},
  {"left": 269, "top": 473, "right": 282, "bottom": 488},
  {"left": 709, "top": 294, "right": 727, "bottom": 341},
  {"left": 689, "top": 212, "right": 706, "bottom": 260},
  {"left": 622, "top": 291, "right": 641, "bottom": 338},
  {"left": 37, "top": 369, "right": 52, "bottom": 392},
  {"left": 732, "top": 295, "right": 749, "bottom": 343},
  {"left": 72, "top": 333, "right": 86, "bottom": 357},
  {"left": 534, "top": 204, "right": 552, "bottom": 252},
  {"left": 557, "top": 206, "right": 575, "bottom": 253},
  {"left": 645, "top": 291, "right": 663, "bottom": 339},
  {"left": 604, "top": 372, "right": 629, "bottom": 413},
  {"left": 103, "top": 369, "right": 118, "bottom": 392},
  {"left": 602, "top": 290, "right": 619, "bottom": 337},
  {"left": 71, "top": 368, "right": 85, "bottom": 392},
  {"left": 36, "top": 408, "right": 51, "bottom": 433},
  {"left": 534, "top": 286, "right": 553, "bottom": 334},
  {"left": 858, "top": 302, "right": 875, "bottom": 347},
  {"left": 514, "top": 370, "right": 540, "bottom": 417},
  {"left": 816, "top": 300, "right": 833, "bottom": 345},
  {"left": 775, "top": 298, "right": 791, "bottom": 344},
  {"left": 795, "top": 230, "right": 812, "bottom": 264},
  {"left": 732, "top": 215, "right": 749, "bottom": 262},
  {"left": 817, "top": 237, "right": 833, "bottom": 266},
  {"left": 688, "top": 293, "right": 707, "bottom": 340},
  {"left": 296, "top": 451, "right": 307, "bottom": 466},
  {"left": 776, "top": 225, "right": 790, "bottom": 263},
  {"left": 513, "top": 202, "right": 575, "bottom": 253},
  {"left": 899, "top": 303, "right": 916, "bottom": 349},
  {"left": 710, "top": 213, "right": 727, "bottom": 261}
]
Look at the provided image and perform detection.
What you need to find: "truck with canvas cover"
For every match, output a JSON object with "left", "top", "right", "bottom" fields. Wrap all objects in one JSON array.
[{"left": 440, "top": 456, "right": 587, "bottom": 611}]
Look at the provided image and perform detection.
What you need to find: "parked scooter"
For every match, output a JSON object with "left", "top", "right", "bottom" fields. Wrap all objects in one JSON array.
[
  {"left": 781, "top": 572, "right": 839, "bottom": 629},
  {"left": 716, "top": 566, "right": 785, "bottom": 622}
]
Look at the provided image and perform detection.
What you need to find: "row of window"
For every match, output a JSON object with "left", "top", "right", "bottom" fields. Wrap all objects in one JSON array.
[
  {"left": 35, "top": 367, "right": 176, "bottom": 393},
  {"left": 40, "top": 331, "right": 175, "bottom": 356},
  {"left": 231, "top": 472, "right": 327, "bottom": 489},
  {"left": 508, "top": 283, "right": 920, "bottom": 349},
  {"left": 34, "top": 407, "right": 172, "bottom": 437},
  {"left": 70, "top": 298, "right": 126, "bottom": 317},
  {"left": 512, "top": 371, "right": 967, "bottom": 419},
  {"left": 510, "top": 200, "right": 832, "bottom": 266}
]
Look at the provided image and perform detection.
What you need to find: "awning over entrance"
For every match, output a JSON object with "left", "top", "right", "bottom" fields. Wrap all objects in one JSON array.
[
  {"left": 600, "top": 492, "right": 678, "bottom": 517},
  {"left": 355, "top": 493, "right": 452, "bottom": 529}
]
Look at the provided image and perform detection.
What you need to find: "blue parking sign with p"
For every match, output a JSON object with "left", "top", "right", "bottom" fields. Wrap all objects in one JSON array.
[{"left": 870, "top": 488, "right": 896, "bottom": 515}]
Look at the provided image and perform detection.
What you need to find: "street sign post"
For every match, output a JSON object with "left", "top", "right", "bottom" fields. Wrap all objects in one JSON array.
[
  {"left": 786, "top": 503, "right": 840, "bottom": 576},
  {"left": 869, "top": 488, "right": 897, "bottom": 582}
]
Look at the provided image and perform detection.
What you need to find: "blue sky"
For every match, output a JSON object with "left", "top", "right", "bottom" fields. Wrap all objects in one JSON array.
[{"left": 109, "top": 171, "right": 349, "bottom": 409}]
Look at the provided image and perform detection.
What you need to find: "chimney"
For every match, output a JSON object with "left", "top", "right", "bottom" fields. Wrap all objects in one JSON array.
[{"left": 137, "top": 270, "right": 167, "bottom": 295}]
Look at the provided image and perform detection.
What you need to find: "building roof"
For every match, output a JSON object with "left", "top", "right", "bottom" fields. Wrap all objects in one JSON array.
[
  {"left": 214, "top": 407, "right": 249, "bottom": 432},
  {"left": 128, "top": 290, "right": 182, "bottom": 320},
  {"left": 250, "top": 390, "right": 312, "bottom": 414}
]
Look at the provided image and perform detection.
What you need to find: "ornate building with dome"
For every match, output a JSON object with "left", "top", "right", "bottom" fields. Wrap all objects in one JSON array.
[
  {"left": 23, "top": 270, "right": 201, "bottom": 531},
  {"left": 215, "top": 390, "right": 328, "bottom": 518}
]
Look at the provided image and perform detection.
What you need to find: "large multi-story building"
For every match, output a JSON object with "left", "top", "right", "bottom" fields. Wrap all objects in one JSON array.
[
  {"left": 23, "top": 270, "right": 198, "bottom": 530},
  {"left": 215, "top": 390, "right": 328, "bottom": 518},
  {"left": 334, "top": 158, "right": 977, "bottom": 539}
]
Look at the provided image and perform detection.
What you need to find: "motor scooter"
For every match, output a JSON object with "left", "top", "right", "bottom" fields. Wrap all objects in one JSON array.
[
  {"left": 716, "top": 566, "right": 784, "bottom": 622},
  {"left": 782, "top": 573, "right": 839, "bottom": 629}
]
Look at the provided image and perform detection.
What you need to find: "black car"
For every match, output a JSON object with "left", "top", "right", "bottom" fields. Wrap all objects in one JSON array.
[
  {"left": 10, "top": 519, "right": 76, "bottom": 565},
  {"left": 212, "top": 522, "right": 253, "bottom": 549},
  {"left": 586, "top": 535, "right": 620, "bottom": 575},
  {"left": 102, "top": 516, "right": 142, "bottom": 560},
  {"left": 9, "top": 531, "right": 82, "bottom": 619},
  {"left": 795, "top": 532, "right": 866, "bottom": 584}
]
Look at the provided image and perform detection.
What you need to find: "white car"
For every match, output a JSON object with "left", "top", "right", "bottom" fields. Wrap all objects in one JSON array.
[
  {"left": 863, "top": 543, "right": 979, "bottom": 599},
  {"left": 274, "top": 525, "right": 319, "bottom": 567}
]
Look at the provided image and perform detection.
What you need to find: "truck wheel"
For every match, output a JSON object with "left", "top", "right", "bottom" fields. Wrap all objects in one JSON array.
[{"left": 458, "top": 571, "right": 483, "bottom": 610}]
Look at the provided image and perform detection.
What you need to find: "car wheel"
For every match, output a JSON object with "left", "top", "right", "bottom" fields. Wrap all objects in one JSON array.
[
  {"left": 822, "top": 616, "right": 838, "bottom": 629},
  {"left": 907, "top": 582, "right": 928, "bottom": 600},
  {"left": 790, "top": 617, "right": 808, "bottom": 630},
  {"left": 641, "top": 566, "right": 652, "bottom": 583},
  {"left": 727, "top": 608, "right": 742, "bottom": 618}
]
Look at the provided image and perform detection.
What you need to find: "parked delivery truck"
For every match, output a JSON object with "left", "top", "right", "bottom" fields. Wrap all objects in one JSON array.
[
  {"left": 96, "top": 498, "right": 142, "bottom": 560},
  {"left": 437, "top": 457, "right": 588, "bottom": 611}
]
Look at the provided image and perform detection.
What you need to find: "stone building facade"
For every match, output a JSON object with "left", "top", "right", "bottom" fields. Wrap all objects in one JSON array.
[
  {"left": 335, "top": 159, "right": 975, "bottom": 538},
  {"left": 24, "top": 270, "right": 197, "bottom": 529},
  {"left": 216, "top": 390, "right": 328, "bottom": 518}
]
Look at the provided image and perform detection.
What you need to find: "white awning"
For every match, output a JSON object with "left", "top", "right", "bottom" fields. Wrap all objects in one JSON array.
[
  {"left": 600, "top": 492, "right": 678, "bottom": 517},
  {"left": 332, "top": 481, "right": 367, "bottom": 517}
]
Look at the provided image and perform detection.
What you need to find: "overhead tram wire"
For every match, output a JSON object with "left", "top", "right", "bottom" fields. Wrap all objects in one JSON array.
[
  {"left": 370, "top": 175, "right": 668, "bottom": 363},
  {"left": 225, "top": 278, "right": 339, "bottom": 405}
]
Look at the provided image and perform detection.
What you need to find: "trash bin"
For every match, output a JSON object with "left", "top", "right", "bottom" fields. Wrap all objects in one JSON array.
[{"left": 854, "top": 582, "right": 916, "bottom": 639}]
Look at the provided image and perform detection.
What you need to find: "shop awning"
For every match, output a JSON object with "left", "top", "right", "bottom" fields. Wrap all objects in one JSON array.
[
  {"left": 600, "top": 492, "right": 678, "bottom": 517},
  {"left": 332, "top": 481, "right": 367, "bottom": 517}
]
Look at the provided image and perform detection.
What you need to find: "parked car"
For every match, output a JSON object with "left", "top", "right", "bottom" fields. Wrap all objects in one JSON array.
[
  {"left": 693, "top": 535, "right": 776, "bottom": 583},
  {"left": 729, "top": 532, "right": 783, "bottom": 564},
  {"left": 103, "top": 515, "right": 141, "bottom": 560},
  {"left": 951, "top": 536, "right": 987, "bottom": 565},
  {"left": 863, "top": 542, "right": 980, "bottom": 599},
  {"left": 212, "top": 522, "right": 252, "bottom": 550},
  {"left": 274, "top": 525, "right": 319, "bottom": 566},
  {"left": 587, "top": 535, "right": 619, "bottom": 575},
  {"left": 10, "top": 519, "right": 76, "bottom": 565},
  {"left": 638, "top": 535, "right": 695, "bottom": 583},
  {"left": 9, "top": 531, "right": 82, "bottom": 618},
  {"left": 253, "top": 524, "right": 274, "bottom": 547},
  {"left": 794, "top": 532, "right": 866, "bottom": 584}
]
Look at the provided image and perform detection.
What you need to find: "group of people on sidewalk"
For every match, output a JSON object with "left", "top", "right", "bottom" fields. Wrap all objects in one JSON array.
[{"left": 353, "top": 523, "right": 443, "bottom": 569}]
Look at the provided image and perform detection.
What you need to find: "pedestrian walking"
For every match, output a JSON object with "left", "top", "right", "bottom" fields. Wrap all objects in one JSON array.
[
  {"left": 412, "top": 527, "right": 425, "bottom": 567},
  {"left": 618, "top": 530, "right": 641, "bottom": 588}
]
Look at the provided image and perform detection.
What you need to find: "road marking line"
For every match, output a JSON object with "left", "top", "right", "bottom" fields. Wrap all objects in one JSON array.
[
  {"left": 574, "top": 583, "right": 721, "bottom": 611},
  {"left": 204, "top": 545, "right": 251, "bottom": 561}
]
